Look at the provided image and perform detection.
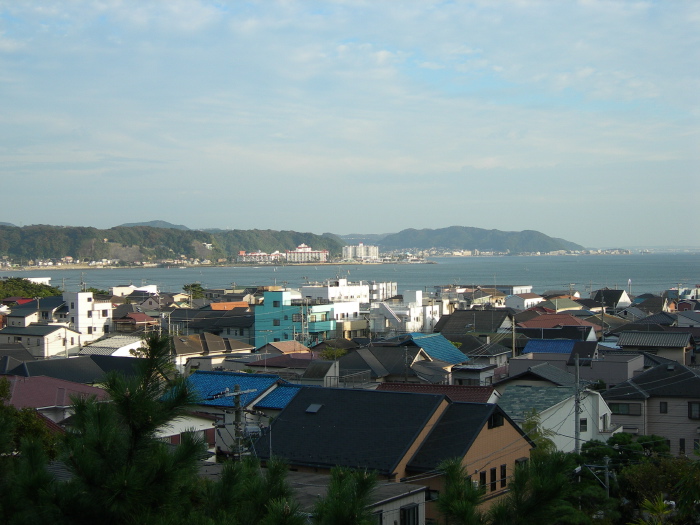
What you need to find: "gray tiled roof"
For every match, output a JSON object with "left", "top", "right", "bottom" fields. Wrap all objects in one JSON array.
[
  {"left": 603, "top": 363, "right": 700, "bottom": 401},
  {"left": 617, "top": 331, "right": 691, "bottom": 348},
  {"left": 498, "top": 385, "right": 574, "bottom": 422}
]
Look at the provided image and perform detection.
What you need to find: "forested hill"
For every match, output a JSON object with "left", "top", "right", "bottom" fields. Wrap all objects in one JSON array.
[
  {"left": 0, "top": 225, "right": 344, "bottom": 262},
  {"left": 378, "top": 226, "right": 584, "bottom": 252}
]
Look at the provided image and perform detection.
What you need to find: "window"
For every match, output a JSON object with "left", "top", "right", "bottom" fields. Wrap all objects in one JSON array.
[
  {"left": 500, "top": 464, "right": 507, "bottom": 488},
  {"left": 609, "top": 403, "right": 642, "bottom": 416},
  {"left": 284, "top": 315, "right": 288, "bottom": 321},
  {"left": 102, "top": 310, "right": 108, "bottom": 317},
  {"left": 273, "top": 319, "right": 280, "bottom": 326},
  {"left": 71, "top": 302, "right": 75, "bottom": 309},
  {"left": 310, "top": 315, "right": 317, "bottom": 322},
  {"left": 479, "top": 471, "right": 487, "bottom": 489},
  {"left": 689, "top": 402, "right": 700, "bottom": 420},
  {"left": 580, "top": 418, "right": 588, "bottom": 432},
  {"left": 490, "top": 467, "right": 497, "bottom": 492},
  {"left": 680, "top": 438, "right": 686, "bottom": 454},
  {"left": 87, "top": 311, "right": 93, "bottom": 318},
  {"left": 372, "top": 511, "right": 383, "bottom": 525},
  {"left": 87, "top": 297, "right": 92, "bottom": 302},
  {"left": 399, "top": 504, "right": 418, "bottom": 525},
  {"left": 488, "top": 412, "right": 504, "bottom": 428},
  {"left": 87, "top": 327, "right": 93, "bottom": 334},
  {"left": 273, "top": 301, "right": 280, "bottom": 307},
  {"left": 660, "top": 402, "right": 668, "bottom": 414}
]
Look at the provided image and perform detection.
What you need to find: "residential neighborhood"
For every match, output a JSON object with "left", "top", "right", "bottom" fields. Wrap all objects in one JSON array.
[{"left": 1, "top": 273, "right": 700, "bottom": 524}]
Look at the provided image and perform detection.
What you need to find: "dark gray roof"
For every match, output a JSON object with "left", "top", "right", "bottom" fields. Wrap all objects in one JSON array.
[
  {"left": 592, "top": 289, "right": 626, "bottom": 306},
  {"left": 6, "top": 355, "right": 142, "bottom": 384},
  {"left": 0, "top": 324, "right": 79, "bottom": 336},
  {"left": 636, "top": 312, "right": 677, "bottom": 326},
  {"left": 301, "top": 360, "right": 334, "bottom": 380},
  {"left": 407, "top": 403, "right": 508, "bottom": 473},
  {"left": 434, "top": 310, "right": 511, "bottom": 336},
  {"left": 617, "top": 331, "right": 692, "bottom": 348},
  {"left": 603, "top": 363, "right": 700, "bottom": 401},
  {"left": 253, "top": 387, "right": 447, "bottom": 475},
  {"left": 499, "top": 362, "right": 576, "bottom": 387}
]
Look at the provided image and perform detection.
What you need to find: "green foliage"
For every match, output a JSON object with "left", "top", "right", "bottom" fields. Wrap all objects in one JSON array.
[
  {"left": 521, "top": 409, "right": 556, "bottom": 458},
  {"left": 183, "top": 282, "right": 205, "bottom": 299},
  {"left": 319, "top": 346, "right": 347, "bottom": 360},
  {"left": 437, "top": 457, "right": 484, "bottom": 525},
  {"left": 201, "top": 456, "right": 302, "bottom": 524},
  {"left": 0, "top": 277, "right": 61, "bottom": 300},
  {"left": 450, "top": 340, "right": 463, "bottom": 349},
  {"left": 627, "top": 495, "right": 674, "bottom": 525},
  {"left": 85, "top": 287, "right": 109, "bottom": 295},
  {"left": 487, "top": 452, "right": 586, "bottom": 525},
  {"left": 618, "top": 457, "right": 689, "bottom": 513},
  {"left": 0, "top": 377, "right": 59, "bottom": 459},
  {"left": 0, "top": 224, "right": 346, "bottom": 262},
  {"left": 312, "top": 467, "right": 377, "bottom": 525}
]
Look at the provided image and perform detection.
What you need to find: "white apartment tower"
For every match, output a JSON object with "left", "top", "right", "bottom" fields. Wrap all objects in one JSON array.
[
  {"left": 63, "top": 291, "right": 113, "bottom": 344},
  {"left": 342, "top": 243, "right": 379, "bottom": 261}
]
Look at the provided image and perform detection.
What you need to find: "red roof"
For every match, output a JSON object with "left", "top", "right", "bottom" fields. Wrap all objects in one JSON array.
[
  {"left": 376, "top": 382, "right": 495, "bottom": 403},
  {"left": 6, "top": 375, "right": 109, "bottom": 409}
]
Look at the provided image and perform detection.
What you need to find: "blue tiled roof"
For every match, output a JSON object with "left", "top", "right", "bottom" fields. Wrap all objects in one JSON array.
[
  {"left": 523, "top": 339, "right": 576, "bottom": 354},
  {"left": 407, "top": 333, "right": 468, "bottom": 365},
  {"left": 254, "top": 383, "right": 303, "bottom": 409},
  {"left": 187, "top": 371, "right": 280, "bottom": 408}
]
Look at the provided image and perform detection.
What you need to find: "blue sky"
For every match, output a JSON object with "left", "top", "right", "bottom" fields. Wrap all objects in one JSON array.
[{"left": 1, "top": 1, "right": 698, "bottom": 248}]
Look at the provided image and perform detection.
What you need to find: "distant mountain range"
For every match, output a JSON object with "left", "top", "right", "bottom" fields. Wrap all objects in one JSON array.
[
  {"left": 369, "top": 226, "right": 584, "bottom": 252},
  {"left": 0, "top": 222, "right": 584, "bottom": 262}
]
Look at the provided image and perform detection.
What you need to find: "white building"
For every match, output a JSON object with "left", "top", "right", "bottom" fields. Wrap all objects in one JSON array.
[
  {"left": 370, "top": 290, "right": 441, "bottom": 336},
  {"left": 110, "top": 284, "right": 159, "bottom": 297},
  {"left": 301, "top": 278, "right": 369, "bottom": 303},
  {"left": 64, "top": 291, "right": 113, "bottom": 344},
  {"left": 498, "top": 385, "right": 619, "bottom": 452},
  {"left": 342, "top": 243, "right": 379, "bottom": 261},
  {"left": 285, "top": 244, "right": 329, "bottom": 263},
  {"left": 505, "top": 293, "right": 545, "bottom": 311}
]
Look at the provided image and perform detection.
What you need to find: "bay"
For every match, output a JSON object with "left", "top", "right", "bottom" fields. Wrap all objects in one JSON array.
[{"left": 5, "top": 253, "right": 698, "bottom": 297}]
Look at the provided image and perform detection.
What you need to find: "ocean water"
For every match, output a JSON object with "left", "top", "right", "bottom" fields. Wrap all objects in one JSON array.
[{"left": 6, "top": 253, "right": 698, "bottom": 297}]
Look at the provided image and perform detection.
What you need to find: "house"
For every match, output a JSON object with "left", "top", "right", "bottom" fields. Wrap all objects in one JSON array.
[
  {"left": 3, "top": 355, "right": 142, "bottom": 384},
  {"left": 112, "top": 311, "right": 160, "bottom": 332},
  {"left": 508, "top": 350, "right": 646, "bottom": 390},
  {"left": 602, "top": 363, "right": 700, "bottom": 457},
  {"left": 4, "top": 374, "right": 109, "bottom": 423},
  {"left": 516, "top": 314, "right": 600, "bottom": 340},
  {"left": 253, "top": 387, "right": 534, "bottom": 520},
  {"left": 615, "top": 331, "right": 694, "bottom": 365},
  {"left": 592, "top": 289, "right": 632, "bottom": 310},
  {"left": 497, "top": 385, "right": 618, "bottom": 452},
  {"left": 433, "top": 310, "right": 513, "bottom": 339},
  {"left": 369, "top": 290, "right": 441, "bottom": 336},
  {"left": 185, "top": 370, "right": 293, "bottom": 455},
  {"left": 493, "top": 363, "right": 576, "bottom": 395},
  {"left": 505, "top": 293, "right": 545, "bottom": 311},
  {"left": 78, "top": 334, "right": 144, "bottom": 357},
  {"left": 337, "top": 346, "right": 435, "bottom": 385},
  {"left": 0, "top": 324, "right": 82, "bottom": 358},
  {"left": 376, "top": 382, "right": 497, "bottom": 403}
]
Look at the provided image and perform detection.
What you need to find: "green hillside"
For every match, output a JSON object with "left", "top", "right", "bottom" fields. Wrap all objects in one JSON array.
[{"left": 378, "top": 226, "right": 584, "bottom": 252}]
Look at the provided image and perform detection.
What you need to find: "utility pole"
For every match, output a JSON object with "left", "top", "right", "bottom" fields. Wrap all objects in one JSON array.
[
  {"left": 574, "top": 355, "right": 581, "bottom": 454},
  {"left": 604, "top": 456, "right": 610, "bottom": 499},
  {"left": 207, "top": 385, "right": 256, "bottom": 460}
]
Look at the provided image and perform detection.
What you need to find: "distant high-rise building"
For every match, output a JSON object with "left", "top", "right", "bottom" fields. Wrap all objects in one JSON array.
[{"left": 342, "top": 243, "right": 379, "bottom": 261}]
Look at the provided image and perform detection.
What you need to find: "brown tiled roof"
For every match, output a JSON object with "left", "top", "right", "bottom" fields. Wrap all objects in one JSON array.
[{"left": 376, "top": 382, "right": 494, "bottom": 403}]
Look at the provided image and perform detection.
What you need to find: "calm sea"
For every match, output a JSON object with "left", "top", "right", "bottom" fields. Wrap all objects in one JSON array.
[{"left": 6, "top": 253, "right": 698, "bottom": 297}]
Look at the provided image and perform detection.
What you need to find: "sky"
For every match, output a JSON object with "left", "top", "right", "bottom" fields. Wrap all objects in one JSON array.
[{"left": 1, "top": 1, "right": 698, "bottom": 249}]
